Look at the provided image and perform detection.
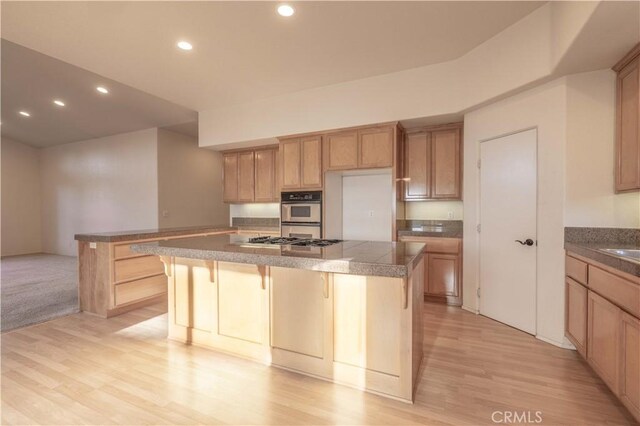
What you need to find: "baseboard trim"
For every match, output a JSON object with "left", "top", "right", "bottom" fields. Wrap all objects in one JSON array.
[
  {"left": 535, "top": 334, "right": 575, "bottom": 350},
  {"left": 461, "top": 305, "right": 478, "bottom": 314}
]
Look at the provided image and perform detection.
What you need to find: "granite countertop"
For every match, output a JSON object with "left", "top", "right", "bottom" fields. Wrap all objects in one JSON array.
[
  {"left": 130, "top": 234, "right": 425, "bottom": 278},
  {"left": 74, "top": 225, "right": 236, "bottom": 243},
  {"left": 396, "top": 220, "right": 463, "bottom": 239},
  {"left": 565, "top": 227, "right": 640, "bottom": 277}
]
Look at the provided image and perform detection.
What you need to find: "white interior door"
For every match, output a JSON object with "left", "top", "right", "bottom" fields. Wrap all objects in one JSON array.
[{"left": 479, "top": 129, "right": 537, "bottom": 334}]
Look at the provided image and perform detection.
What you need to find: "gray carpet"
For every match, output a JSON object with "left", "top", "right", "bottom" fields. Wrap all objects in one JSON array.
[{"left": 1, "top": 253, "right": 79, "bottom": 332}]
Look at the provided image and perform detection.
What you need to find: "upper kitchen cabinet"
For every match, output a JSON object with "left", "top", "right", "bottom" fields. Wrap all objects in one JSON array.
[
  {"left": 280, "top": 136, "right": 323, "bottom": 190},
  {"left": 358, "top": 126, "right": 394, "bottom": 168},
  {"left": 613, "top": 43, "right": 640, "bottom": 193},
  {"left": 254, "top": 148, "right": 278, "bottom": 202},
  {"left": 223, "top": 153, "right": 239, "bottom": 202},
  {"left": 324, "top": 130, "right": 359, "bottom": 171},
  {"left": 402, "top": 123, "right": 462, "bottom": 201},
  {"left": 324, "top": 124, "right": 396, "bottom": 171},
  {"left": 222, "top": 146, "right": 279, "bottom": 203}
]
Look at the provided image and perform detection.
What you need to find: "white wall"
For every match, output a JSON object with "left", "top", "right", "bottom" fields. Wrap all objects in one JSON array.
[
  {"left": 341, "top": 174, "right": 393, "bottom": 242},
  {"left": 565, "top": 70, "right": 640, "bottom": 227},
  {"left": 463, "top": 77, "right": 568, "bottom": 347},
  {"left": 157, "top": 129, "right": 229, "bottom": 228},
  {"left": 1, "top": 138, "right": 43, "bottom": 256},
  {"left": 404, "top": 201, "right": 464, "bottom": 221},
  {"left": 40, "top": 129, "right": 159, "bottom": 256}
]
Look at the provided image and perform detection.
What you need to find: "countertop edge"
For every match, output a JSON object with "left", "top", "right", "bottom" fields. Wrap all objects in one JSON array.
[
  {"left": 565, "top": 242, "right": 640, "bottom": 277},
  {"left": 130, "top": 243, "right": 423, "bottom": 279},
  {"left": 397, "top": 230, "right": 463, "bottom": 239},
  {"left": 74, "top": 226, "right": 237, "bottom": 243}
]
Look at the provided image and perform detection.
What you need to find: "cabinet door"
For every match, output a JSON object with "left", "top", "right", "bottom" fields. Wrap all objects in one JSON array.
[
  {"left": 333, "top": 274, "right": 402, "bottom": 376},
  {"left": 358, "top": 126, "right": 393, "bottom": 168},
  {"left": 237, "top": 151, "right": 255, "bottom": 202},
  {"left": 431, "top": 128, "right": 461, "bottom": 199},
  {"left": 301, "top": 136, "right": 323, "bottom": 188},
  {"left": 587, "top": 291, "right": 621, "bottom": 394},
  {"left": 425, "top": 253, "right": 459, "bottom": 297},
  {"left": 217, "top": 262, "right": 266, "bottom": 344},
  {"left": 271, "top": 268, "right": 326, "bottom": 359},
  {"left": 281, "top": 139, "right": 301, "bottom": 189},
  {"left": 565, "top": 278, "right": 587, "bottom": 357},
  {"left": 324, "top": 131, "right": 358, "bottom": 171},
  {"left": 254, "top": 149, "right": 276, "bottom": 202},
  {"left": 620, "top": 312, "right": 640, "bottom": 422},
  {"left": 404, "top": 132, "right": 430, "bottom": 199},
  {"left": 616, "top": 57, "right": 640, "bottom": 192},
  {"left": 223, "top": 153, "right": 238, "bottom": 202}
]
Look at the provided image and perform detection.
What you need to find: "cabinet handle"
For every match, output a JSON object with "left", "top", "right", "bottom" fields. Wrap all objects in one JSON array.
[{"left": 321, "top": 273, "right": 329, "bottom": 299}]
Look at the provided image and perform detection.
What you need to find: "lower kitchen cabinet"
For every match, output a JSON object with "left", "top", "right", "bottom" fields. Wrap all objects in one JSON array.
[
  {"left": 587, "top": 290, "right": 621, "bottom": 393},
  {"left": 426, "top": 253, "right": 459, "bottom": 302},
  {"left": 620, "top": 312, "right": 640, "bottom": 420},
  {"left": 270, "top": 268, "right": 330, "bottom": 376},
  {"left": 399, "top": 236, "right": 462, "bottom": 306},
  {"left": 565, "top": 252, "right": 640, "bottom": 423},
  {"left": 565, "top": 277, "right": 588, "bottom": 357}
]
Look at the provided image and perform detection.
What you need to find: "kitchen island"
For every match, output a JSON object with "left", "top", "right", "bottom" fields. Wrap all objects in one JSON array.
[{"left": 131, "top": 234, "right": 425, "bottom": 402}]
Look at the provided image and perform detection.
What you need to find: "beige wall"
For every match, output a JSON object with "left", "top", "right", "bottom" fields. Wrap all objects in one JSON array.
[
  {"left": 40, "top": 129, "right": 159, "bottom": 256},
  {"left": 463, "top": 77, "right": 568, "bottom": 347},
  {"left": 403, "top": 201, "right": 464, "bottom": 221},
  {"left": 565, "top": 70, "right": 640, "bottom": 227},
  {"left": 157, "top": 129, "right": 229, "bottom": 228},
  {"left": 1, "top": 138, "right": 43, "bottom": 256}
]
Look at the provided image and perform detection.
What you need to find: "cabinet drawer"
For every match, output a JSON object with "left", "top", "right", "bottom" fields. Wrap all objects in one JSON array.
[
  {"left": 114, "top": 255, "right": 164, "bottom": 283},
  {"left": 115, "top": 274, "right": 167, "bottom": 306},
  {"left": 113, "top": 244, "right": 139, "bottom": 259},
  {"left": 566, "top": 255, "right": 588, "bottom": 284},
  {"left": 425, "top": 238, "right": 460, "bottom": 254},
  {"left": 589, "top": 266, "right": 640, "bottom": 318}
]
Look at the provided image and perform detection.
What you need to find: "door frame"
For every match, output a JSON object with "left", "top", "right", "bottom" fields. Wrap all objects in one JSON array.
[{"left": 476, "top": 126, "right": 539, "bottom": 335}]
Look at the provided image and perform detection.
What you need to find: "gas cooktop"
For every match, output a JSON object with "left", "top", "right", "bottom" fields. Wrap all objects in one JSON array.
[{"left": 247, "top": 236, "right": 342, "bottom": 247}]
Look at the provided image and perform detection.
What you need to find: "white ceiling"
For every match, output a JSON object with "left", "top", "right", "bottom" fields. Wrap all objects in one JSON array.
[
  {"left": 1, "top": 1, "right": 545, "bottom": 112},
  {"left": 1, "top": 40, "right": 197, "bottom": 147}
]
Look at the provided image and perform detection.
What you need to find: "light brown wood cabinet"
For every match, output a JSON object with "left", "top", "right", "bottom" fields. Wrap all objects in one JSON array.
[
  {"left": 324, "top": 130, "right": 358, "bottom": 171},
  {"left": 402, "top": 123, "right": 462, "bottom": 201},
  {"left": 223, "top": 146, "right": 279, "bottom": 203},
  {"left": 565, "top": 252, "right": 640, "bottom": 422},
  {"left": 613, "top": 43, "right": 640, "bottom": 193},
  {"left": 565, "top": 277, "right": 587, "bottom": 357},
  {"left": 280, "top": 136, "right": 323, "bottom": 190},
  {"left": 588, "top": 290, "right": 621, "bottom": 393},
  {"left": 399, "top": 236, "right": 461, "bottom": 306},
  {"left": 324, "top": 125, "right": 395, "bottom": 171}
]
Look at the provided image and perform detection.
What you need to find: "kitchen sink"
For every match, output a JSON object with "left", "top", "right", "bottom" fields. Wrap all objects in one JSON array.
[{"left": 598, "top": 248, "right": 640, "bottom": 263}]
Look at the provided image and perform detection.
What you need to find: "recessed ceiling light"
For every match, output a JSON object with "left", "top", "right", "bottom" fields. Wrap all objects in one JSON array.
[
  {"left": 277, "top": 4, "right": 294, "bottom": 17},
  {"left": 53, "top": 99, "right": 65, "bottom": 107},
  {"left": 19, "top": 111, "right": 31, "bottom": 117},
  {"left": 177, "top": 41, "right": 193, "bottom": 51},
  {"left": 96, "top": 86, "right": 109, "bottom": 94}
]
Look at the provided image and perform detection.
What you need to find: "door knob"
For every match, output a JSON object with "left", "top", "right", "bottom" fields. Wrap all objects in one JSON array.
[{"left": 515, "top": 239, "right": 535, "bottom": 246}]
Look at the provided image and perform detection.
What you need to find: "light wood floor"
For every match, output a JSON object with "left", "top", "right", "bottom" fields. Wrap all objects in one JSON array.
[{"left": 1, "top": 302, "right": 636, "bottom": 425}]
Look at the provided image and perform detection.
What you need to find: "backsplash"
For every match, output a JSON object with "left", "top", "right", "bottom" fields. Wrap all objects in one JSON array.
[
  {"left": 232, "top": 217, "right": 280, "bottom": 228},
  {"left": 229, "top": 203, "right": 280, "bottom": 224},
  {"left": 565, "top": 227, "right": 640, "bottom": 245},
  {"left": 403, "top": 201, "right": 464, "bottom": 220}
]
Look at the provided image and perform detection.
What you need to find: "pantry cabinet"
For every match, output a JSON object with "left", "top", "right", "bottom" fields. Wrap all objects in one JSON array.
[
  {"left": 222, "top": 146, "right": 279, "bottom": 203},
  {"left": 613, "top": 43, "right": 640, "bottom": 193},
  {"left": 565, "top": 252, "right": 640, "bottom": 422},
  {"left": 402, "top": 123, "right": 462, "bottom": 201}
]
